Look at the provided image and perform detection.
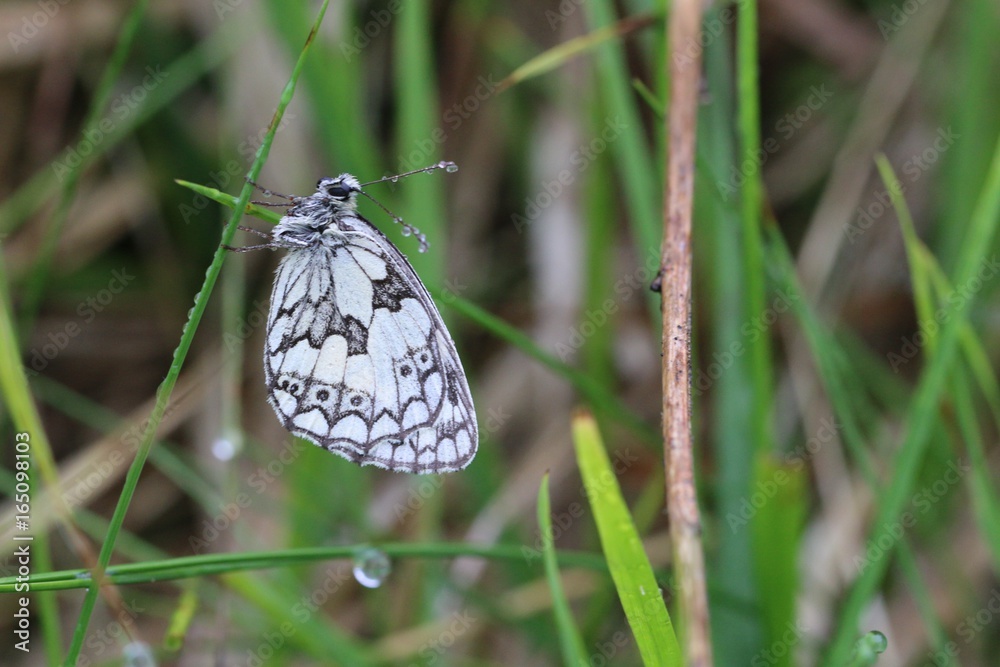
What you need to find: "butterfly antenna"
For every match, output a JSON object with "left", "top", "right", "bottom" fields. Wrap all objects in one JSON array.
[
  {"left": 357, "top": 190, "right": 429, "bottom": 253},
  {"left": 359, "top": 161, "right": 458, "bottom": 188},
  {"left": 356, "top": 161, "right": 457, "bottom": 252}
]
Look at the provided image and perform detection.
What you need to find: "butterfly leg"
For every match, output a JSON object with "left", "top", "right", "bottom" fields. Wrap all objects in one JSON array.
[
  {"left": 237, "top": 225, "right": 273, "bottom": 238},
  {"left": 245, "top": 177, "right": 295, "bottom": 200},
  {"left": 222, "top": 243, "right": 280, "bottom": 253}
]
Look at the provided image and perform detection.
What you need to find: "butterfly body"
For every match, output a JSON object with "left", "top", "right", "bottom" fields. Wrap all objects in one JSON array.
[{"left": 260, "top": 174, "right": 477, "bottom": 473}]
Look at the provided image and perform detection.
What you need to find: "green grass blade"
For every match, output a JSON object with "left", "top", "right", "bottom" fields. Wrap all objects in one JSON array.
[
  {"left": 584, "top": 1, "right": 661, "bottom": 290},
  {"left": 0, "top": 542, "right": 614, "bottom": 592},
  {"left": 538, "top": 473, "right": 590, "bottom": 666},
  {"left": 736, "top": 0, "right": 773, "bottom": 462},
  {"left": 394, "top": 0, "right": 443, "bottom": 284},
  {"left": 61, "top": 3, "right": 331, "bottom": 663},
  {"left": 749, "top": 453, "right": 807, "bottom": 667},
  {"left": 499, "top": 14, "right": 658, "bottom": 92},
  {"left": 572, "top": 411, "right": 681, "bottom": 666},
  {"left": 878, "top": 154, "right": 1000, "bottom": 573}
]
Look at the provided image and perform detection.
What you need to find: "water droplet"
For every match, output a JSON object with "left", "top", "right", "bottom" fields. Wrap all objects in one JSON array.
[
  {"left": 211, "top": 438, "right": 236, "bottom": 461},
  {"left": 353, "top": 548, "right": 391, "bottom": 588},
  {"left": 390, "top": 176, "right": 399, "bottom": 183},
  {"left": 401, "top": 227, "right": 412, "bottom": 237},
  {"left": 75, "top": 571, "right": 92, "bottom": 580},
  {"left": 444, "top": 162, "right": 458, "bottom": 173},
  {"left": 865, "top": 630, "right": 888, "bottom": 653},
  {"left": 122, "top": 642, "right": 155, "bottom": 667}
]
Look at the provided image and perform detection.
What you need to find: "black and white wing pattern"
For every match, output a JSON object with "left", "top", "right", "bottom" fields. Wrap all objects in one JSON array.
[{"left": 263, "top": 226, "right": 478, "bottom": 473}]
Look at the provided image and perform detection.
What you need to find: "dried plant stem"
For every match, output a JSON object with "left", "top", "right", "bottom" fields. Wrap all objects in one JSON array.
[{"left": 660, "top": 0, "right": 712, "bottom": 665}]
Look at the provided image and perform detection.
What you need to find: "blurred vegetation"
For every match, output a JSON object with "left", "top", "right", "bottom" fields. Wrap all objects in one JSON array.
[{"left": 2, "top": 0, "right": 1000, "bottom": 665}]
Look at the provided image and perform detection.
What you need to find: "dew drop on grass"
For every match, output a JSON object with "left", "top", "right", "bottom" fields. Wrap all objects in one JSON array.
[
  {"left": 444, "top": 162, "right": 458, "bottom": 173},
  {"left": 211, "top": 438, "right": 236, "bottom": 461},
  {"left": 353, "top": 548, "right": 391, "bottom": 588},
  {"left": 865, "top": 630, "right": 888, "bottom": 653},
  {"left": 122, "top": 641, "right": 155, "bottom": 667}
]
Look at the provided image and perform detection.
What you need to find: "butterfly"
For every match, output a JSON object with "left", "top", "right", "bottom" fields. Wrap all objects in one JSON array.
[{"left": 227, "top": 163, "right": 477, "bottom": 473}]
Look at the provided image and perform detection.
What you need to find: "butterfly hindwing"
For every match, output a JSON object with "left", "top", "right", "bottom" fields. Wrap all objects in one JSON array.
[{"left": 264, "top": 223, "right": 477, "bottom": 473}]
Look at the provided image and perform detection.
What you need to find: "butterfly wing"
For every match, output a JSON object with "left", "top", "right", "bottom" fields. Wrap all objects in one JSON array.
[{"left": 264, "top": 225, "right": 477, "bottom": 473}]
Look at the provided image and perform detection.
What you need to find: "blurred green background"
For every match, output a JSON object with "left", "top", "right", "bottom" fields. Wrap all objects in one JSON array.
[{"left": 2, "top": 0, "right": 1000, "bottom": 665}]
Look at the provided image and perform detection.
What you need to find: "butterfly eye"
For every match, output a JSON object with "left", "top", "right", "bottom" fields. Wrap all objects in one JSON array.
[{"left": 324, "top": 182, "right": 351, "bottom": 199}]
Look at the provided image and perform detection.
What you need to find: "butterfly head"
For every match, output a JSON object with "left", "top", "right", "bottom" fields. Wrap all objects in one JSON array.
[{"left": 315, "top": 174, "right": 361, "bottom": 211}]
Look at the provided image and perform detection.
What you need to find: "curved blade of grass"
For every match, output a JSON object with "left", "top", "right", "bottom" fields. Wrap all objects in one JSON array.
[
  {"left": 822, "top": 129, "right": 1000, "bottom": 666},
  {"left": 61, "top": 3, "right": 331, "bottom": 664},
  {"left": 499, "top": 14, "right": 658, "bottom": 92},
  {"left": 572, "top": 411, "right": 681, "bottom": 667},
  {"left": 765, "top": 226, "right": 953, "bottom": 660},
  {"left": 876, "top": 156, "right": 1000, "bottom": 572},
  {"left": 538, "top": 473, "right": 590, "bottom": 666}
]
